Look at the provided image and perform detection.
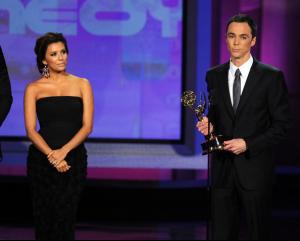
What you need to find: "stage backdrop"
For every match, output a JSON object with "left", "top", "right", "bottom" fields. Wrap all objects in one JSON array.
[
  {"left": 0, "top": 0, "right": 213, "bottom": 182},
  {"left": 0, "top": 0, "right": 183, "bottom": 141}
]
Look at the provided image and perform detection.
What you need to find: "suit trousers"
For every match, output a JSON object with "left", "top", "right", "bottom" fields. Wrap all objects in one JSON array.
[{"left": 211, "top": 160, "right": 272, "bottom": 240}]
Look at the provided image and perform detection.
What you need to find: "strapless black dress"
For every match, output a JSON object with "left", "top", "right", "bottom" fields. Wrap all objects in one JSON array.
[{"left": 27, "top": 96, "right": 87, "bottom": 240}]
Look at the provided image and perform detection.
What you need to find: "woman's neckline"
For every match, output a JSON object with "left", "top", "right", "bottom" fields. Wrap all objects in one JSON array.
[{"left": 36, "top": 96, "right": 83, "bottom": 102}]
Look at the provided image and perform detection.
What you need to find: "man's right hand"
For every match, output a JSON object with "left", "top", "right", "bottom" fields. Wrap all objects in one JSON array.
[{"left": 196, "top": 117, "right": 214, "bottom": 136}]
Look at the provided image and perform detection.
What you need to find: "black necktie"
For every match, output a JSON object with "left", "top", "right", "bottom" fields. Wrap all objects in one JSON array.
[{"left": 233, "top": 69, "right": 241, "bottom": 112}]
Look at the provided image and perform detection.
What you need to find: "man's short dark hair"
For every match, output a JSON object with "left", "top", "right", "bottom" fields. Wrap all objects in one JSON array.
[{"left": 226, "top": 14, "right": 257, "bottom": 38}]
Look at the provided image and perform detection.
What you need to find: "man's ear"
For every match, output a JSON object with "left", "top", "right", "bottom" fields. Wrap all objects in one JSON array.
[{"left": 251, "top": 37, "right": 257, "bottom": 47}]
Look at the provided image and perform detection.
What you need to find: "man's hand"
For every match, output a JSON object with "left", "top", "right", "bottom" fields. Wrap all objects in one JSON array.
[
  {"left": 196, "top": 117, "right": 214, "bottom": 136},
  {"left": 224, "top": 139, "right": 247, "bottom": 155}
]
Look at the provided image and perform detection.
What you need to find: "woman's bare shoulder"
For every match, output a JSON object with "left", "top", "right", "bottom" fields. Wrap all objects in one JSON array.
[
  {"left": 68, "top": 74, "right": 90, "bottom": 87},
  {"left": 25, "top": 78, "right": 45, "bottom": 92}
]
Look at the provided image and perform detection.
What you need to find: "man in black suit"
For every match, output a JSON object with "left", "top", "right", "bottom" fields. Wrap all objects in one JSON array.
[
  {"left": 197, "top": 14, "right": 291, "bottom": 240},
  {"left": 0, "top": 46, "right": 13, "bottom": 161}
]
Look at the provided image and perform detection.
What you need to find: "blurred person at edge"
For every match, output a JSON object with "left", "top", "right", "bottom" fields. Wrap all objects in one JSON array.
[{"left": 0, "top": 46, "right": 13, "bottom": 161}]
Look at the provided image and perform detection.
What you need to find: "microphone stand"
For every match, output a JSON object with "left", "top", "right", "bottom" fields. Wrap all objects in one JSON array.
[
  {"left": 206, "top": 97, "right": 213, "bottom": 240},
  {"left": 181, "top": 91, "right": 213, "bottom": 239}
]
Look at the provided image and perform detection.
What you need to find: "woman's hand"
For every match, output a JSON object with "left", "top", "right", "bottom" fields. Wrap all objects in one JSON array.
[
  {"left": 47, "top": 150, "right": 57, "bottom": 166},
  {"left": 56, "top": 160, "right": 71, "bottom": 173},
  {"left": 47, "top": 147, "right": 69, "bottom": 167},
  {"left": 47, "top": 148, "right": 68, "bottom": 168}
]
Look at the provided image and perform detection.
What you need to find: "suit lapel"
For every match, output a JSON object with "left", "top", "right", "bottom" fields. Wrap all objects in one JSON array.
[
  {"left": 218, "top": 62, "right": 235, "bottom": 120},
  {"left": 235, "top": 59, "right": 263, "bottom": 117}
]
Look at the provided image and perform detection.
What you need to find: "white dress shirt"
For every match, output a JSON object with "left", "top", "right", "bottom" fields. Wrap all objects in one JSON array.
[{"left": 228, "top": 55, "right": 254, "bottom": 105}]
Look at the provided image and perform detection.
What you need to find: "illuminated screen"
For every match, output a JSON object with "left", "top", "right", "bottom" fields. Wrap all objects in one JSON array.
[{"left": 0, "top": 0, "right": 183, "bottom": 140}]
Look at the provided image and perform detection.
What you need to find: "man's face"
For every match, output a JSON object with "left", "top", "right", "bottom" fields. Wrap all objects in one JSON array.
[{"left": 226, "top": 22, "right": 256, "bottom": 60}]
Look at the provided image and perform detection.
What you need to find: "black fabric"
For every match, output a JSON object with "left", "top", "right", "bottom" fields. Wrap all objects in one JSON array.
[
  {"left": 0, "top": 46, "right": 13, "bottom": 162},
  {"left": 27, "top": 97, "right": 87, "bottom": 240},
  {"left": 0, "top": 46, "right": 12, "bottom": 127},
  {"left": 211, "top": 162, "right": 272, "bottom": 240}
]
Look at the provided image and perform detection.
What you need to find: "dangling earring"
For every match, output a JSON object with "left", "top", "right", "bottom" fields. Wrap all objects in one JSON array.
[{"left": 42, "top": 64, "right": 50, "bottom": 78}]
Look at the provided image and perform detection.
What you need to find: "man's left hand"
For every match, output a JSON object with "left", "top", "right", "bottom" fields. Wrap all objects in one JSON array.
[{"left": 224, "top": 139, "right": 247, "bottom": 155}]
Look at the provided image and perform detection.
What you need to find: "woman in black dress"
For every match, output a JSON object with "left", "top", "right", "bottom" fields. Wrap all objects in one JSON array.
[{"left": 24, "top": 33, "right": 94, "bottom": 240}]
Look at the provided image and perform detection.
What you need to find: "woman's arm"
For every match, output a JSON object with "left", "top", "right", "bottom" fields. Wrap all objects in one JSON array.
[
  {"left": 49, "top": 79, "right": 94, "bottom": 162},
  {"left": 24, "top": 83, "right": 53, "bottom": 156}
]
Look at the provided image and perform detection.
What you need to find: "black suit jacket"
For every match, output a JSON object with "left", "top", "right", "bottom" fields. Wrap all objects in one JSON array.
[
  {"left": 0, "top": 46, "right": 13, "bottom": 161},
  {"left": 207, "top": 59, "right": 291, "bottom": 190}
]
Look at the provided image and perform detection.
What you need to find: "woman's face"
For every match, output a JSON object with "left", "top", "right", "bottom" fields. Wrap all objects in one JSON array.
[{"left": 43, "top": 42, "right": 68, "bottom": 74}]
